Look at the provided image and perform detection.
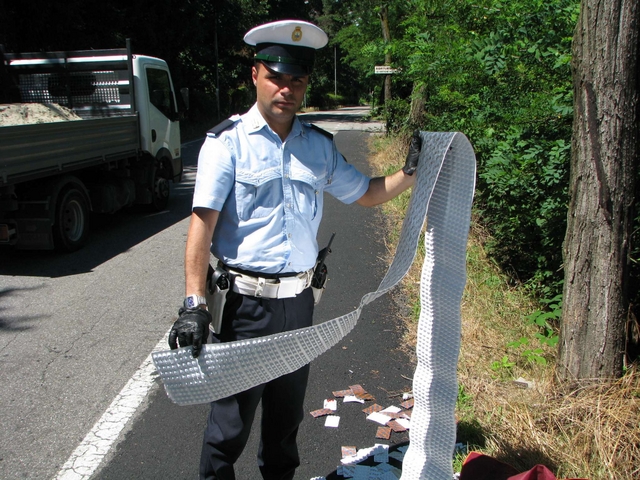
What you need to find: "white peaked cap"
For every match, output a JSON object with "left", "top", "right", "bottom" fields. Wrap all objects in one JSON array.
[{"left": 244, "top": 20, "right": 328, "bottom": 49}]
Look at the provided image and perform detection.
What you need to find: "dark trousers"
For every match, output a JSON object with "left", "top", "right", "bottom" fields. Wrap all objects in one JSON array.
[{"left": 199, "top": 287, "right": 314, "bottom": 480}]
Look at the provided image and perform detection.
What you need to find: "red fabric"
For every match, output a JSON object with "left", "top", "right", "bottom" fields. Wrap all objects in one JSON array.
[
  {"left": 458, "top": 452, "right": 588, "bottom": 480},
  {"left": 507, "top": 464, "right": 557, "bottom": 480},
  {"left": 459, "top": 452, "right": 519, "bottom": 480}
]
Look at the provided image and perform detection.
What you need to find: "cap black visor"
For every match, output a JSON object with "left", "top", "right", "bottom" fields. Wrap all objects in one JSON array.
[{"left": 254, "top": 43, "right": 315, "bottom": 76}]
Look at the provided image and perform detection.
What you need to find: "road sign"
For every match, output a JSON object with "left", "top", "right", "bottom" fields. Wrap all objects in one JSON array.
[{"left": 374, "top": 65, "right": 400, "bottom": 74}]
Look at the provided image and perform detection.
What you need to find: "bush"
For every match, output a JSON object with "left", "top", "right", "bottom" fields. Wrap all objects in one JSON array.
[{"left": 391, "top": 0, "right": 579, "bottom": 296}]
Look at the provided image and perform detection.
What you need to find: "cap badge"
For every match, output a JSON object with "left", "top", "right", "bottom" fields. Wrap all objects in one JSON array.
[{"left": 291, "top": 26, "right": 303, "bottom": 42}]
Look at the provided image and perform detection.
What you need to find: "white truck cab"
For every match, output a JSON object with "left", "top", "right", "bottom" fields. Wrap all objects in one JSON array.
[
  {"left": 0, "top": 41, "right": 187, "bottom": 251},
  {"left": 134, "top": 55, "right": 182, "bottom": 182}
]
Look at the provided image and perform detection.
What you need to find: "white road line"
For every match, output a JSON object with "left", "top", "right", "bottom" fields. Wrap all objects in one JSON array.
[
  {"left": 54, "top": 331, "right": 170, "bottom": 480},
  {"left": 54, "top": 137, "right": 198, "bottom": 479}
]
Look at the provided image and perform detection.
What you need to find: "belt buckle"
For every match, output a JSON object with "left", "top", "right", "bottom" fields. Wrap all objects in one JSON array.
[{"left": 276, "top": 276, "right": 299, "bottom": 298}]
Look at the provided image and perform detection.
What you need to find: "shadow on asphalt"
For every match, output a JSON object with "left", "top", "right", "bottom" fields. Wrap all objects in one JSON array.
[{"left": 0, "top": 163, "right": 198, "bottom": 278}]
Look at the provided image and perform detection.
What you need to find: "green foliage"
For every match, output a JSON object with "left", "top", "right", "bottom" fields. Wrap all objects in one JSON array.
[
  {"left": 498, "top": 293, "right": 561, "bottom": 367},
  {"left": 456, "top": 383, "right": 474, "bottom": 416},
  {"left": 334, "top": 0, "right": 579, "bottom": 296},
  {"left": 478, "top": 130, "right": 570, "bottom": 287},
  {"left": 491, "top": 355, "right": 516, "bottom": 378},
  {"left": 384, "top": 99, "right": 410, "bottom": 132},
  {"left": 526, "top": 293, "right": 561, "bottom": 347},
  {"left": 507, "top": 337, "right": 548, "bottom": 366}
]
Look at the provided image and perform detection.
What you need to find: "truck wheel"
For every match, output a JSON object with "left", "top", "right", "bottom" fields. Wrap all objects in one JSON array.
[
  {"left": 53, "top": 186, "right": 90, "bottom": 252},
  {"left": 151, "top": 161, "right": 170, "bottom": 211}
]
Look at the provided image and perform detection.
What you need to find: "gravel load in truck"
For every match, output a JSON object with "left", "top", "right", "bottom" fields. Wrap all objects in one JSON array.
[{"left": 0, "top": 103, "right": 82, "bottom": 126}]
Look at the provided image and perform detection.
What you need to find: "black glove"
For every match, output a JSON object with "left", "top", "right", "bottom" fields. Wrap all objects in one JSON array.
[
  {"left": 168, "top": 307, "right": 212, "bottom": 358},
  {"left": 402, "top": 130, "right": 422, "bottom": 176}
]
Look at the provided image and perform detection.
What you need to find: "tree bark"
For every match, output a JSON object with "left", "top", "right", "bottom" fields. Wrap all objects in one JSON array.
[
  {"left": 559, "top": 0, "right": 640, "bottom": 380},
  {"left": 408, "top": 82, "right": 427, "bottom": 128},
  {"left": 379, "top": 4, "right": 392, "bottom": 104}
]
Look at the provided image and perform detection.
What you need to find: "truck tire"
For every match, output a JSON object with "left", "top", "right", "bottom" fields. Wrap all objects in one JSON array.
[
  {"left": 151, "top": 160, "right": 170, "bottom": 211},
  {"left": 53, "top": 186, "right": 90, "bottom": 252}
]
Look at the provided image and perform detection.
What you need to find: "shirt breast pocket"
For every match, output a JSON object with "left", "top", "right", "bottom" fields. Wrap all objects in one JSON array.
[
  {"left": 235, "top": 168, "right": 280, "bottom": 221},
  {"left": 290, "top": 169, "right": 324, "bottom": 221}
]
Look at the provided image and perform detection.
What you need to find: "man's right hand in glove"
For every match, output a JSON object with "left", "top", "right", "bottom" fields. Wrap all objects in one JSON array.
[{"left": 168, "top": 307, "right": 212, "bottom": 358}]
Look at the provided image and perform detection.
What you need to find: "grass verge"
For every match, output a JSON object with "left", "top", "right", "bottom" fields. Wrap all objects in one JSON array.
[{"left": 368, "top": 132, "right": 640, "bottom": 480}]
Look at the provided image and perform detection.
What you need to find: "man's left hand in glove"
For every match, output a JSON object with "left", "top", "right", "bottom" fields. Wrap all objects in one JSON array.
[
  {"left": 402, "top": 130, "right": 422, "bottom": 176},
  {"left": 168, "top": 307, "right": 212, "bottom": 358}
]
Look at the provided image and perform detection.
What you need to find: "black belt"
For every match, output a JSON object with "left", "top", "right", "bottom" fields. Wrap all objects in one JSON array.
[{"left": 218, "top": 261, "right": 301, "bottom": 279}]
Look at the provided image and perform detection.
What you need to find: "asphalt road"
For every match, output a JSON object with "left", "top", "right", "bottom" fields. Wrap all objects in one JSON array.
[{"left": 0, "top": 108, "right": 416, "bottom": 480}]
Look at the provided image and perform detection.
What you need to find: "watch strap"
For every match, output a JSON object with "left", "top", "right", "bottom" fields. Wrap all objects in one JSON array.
[{"left": 184, "top": 294, "right": 207, "bottom": 310}]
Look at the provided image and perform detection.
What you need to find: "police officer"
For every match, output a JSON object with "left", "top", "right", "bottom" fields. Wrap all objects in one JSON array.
[{"left": 169, "top": 19, "right": 422, "bottom": 480}]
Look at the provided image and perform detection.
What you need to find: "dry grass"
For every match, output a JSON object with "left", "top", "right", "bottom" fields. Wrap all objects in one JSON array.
[
  {"left": 482, "top": 371, "right": 640, "bottom": 479},
  {"left": 367, "top": 133, "right": 640, "bottom": 480},
  {"left": 459, "top": 229, "right": 640, "bottom": 479}
]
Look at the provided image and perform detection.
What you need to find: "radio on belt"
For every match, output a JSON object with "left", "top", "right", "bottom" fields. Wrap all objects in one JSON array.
[{"left": 206, "top": 265, "right": 230, "bottom": 334}]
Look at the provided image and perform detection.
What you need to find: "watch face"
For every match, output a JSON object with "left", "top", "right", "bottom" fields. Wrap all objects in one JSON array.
[{"left": 186, "top": 296, "right": 197, "bottom": 309}]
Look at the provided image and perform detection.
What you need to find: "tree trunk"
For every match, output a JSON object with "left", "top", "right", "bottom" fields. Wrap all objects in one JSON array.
[
  {"left": 379, "top": 4, "right": 392, "bottom": 105},
  {"left": 408, "top": 82, "right": 427, "bottom": 128},
  {"left": 558, "top": 0, "right": 640, "bottom": 380}
]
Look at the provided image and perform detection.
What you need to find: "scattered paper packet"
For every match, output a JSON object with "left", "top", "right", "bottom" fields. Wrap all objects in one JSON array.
[
  {"left": 344, "top": 395, "right": 365, "bottom": 404},
  {"left": 362, "top": 403, "right": 383, "bottom": 415},
  {"left": 341, "top": 446, "right": 357, "bottom": 458},
  {"left": 366, "top": 411, "right": 392, "bottom": 425},
  {"left": 324, "top": 415, "right": 340, "bottom": 428},
  {"left": 388, "top": 419, "right": 407, "bottom": 432},
  {"left": 394, "top": 417, "right": 411, "bottom": 430},
  {"left": 340, "top": 443, "right": 388, "bottom": 465},
  {"left": 380, "top": 405, "right": 402, "bottom": 414},
  {"left": 375, "top": 426, "right": 391, "bottom": 439},
  {"left": 400, "top": 398, "right": 414, "bottom": 409},
  {"left": 349, "top": 384, "right": 367, "bottom": 396},
  {"left": 324, "top": 398, "right": 337, "bottom": 411},
  {"left": 310, "top": 408, "right": 333, "bottom": 418},
  {"left": 333, "top": 389, "right": 353, "bottom": 398},
  {"left": 349, "top": 384, "right": 375, "bottom": 401}
]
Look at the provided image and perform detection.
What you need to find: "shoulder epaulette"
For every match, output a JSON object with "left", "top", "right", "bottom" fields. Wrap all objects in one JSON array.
[
  {"left": 207, "top": 117, "right": 238, "bottom": 137},
  {"left": 307, "top": 123, "right": 333, "bottom": 140}
]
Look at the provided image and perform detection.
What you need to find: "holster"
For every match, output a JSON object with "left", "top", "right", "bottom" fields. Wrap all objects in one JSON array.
[
  {"left": 311, "top": 262, "right": 328, "bottom": 305},
  {"left": 311, "top": 285, "right": 324, "bottom": 305},
  {"left": 205, "top": 265, "right": 230, "bottom": 335}
]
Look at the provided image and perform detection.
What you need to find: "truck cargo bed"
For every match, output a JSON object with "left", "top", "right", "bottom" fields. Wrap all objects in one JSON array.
[{"left": 0, "top": 115, "right": 140, "bottom": 185}]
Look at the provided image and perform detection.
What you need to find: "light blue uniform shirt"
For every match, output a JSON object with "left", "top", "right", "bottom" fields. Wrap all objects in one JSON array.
[{"left": 192, "top": 104, "right": 370, "bottom": 274}]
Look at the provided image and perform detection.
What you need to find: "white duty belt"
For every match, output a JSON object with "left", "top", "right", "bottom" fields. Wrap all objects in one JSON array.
[
  {"left": 228, "top": 268, "right": 314, "bottom": 299},
  {"left": 153, "top": 132, "right": 477, "bottom": 480}
]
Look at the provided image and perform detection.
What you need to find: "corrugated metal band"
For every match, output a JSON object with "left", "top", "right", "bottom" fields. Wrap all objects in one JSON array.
[{"left": 152, "top": 131, "right": 477, "bottom": 480}]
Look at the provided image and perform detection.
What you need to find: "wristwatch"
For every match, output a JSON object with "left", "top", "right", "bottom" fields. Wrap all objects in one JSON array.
[{"left": 184, "top": 294, "right": 207, "bottom": 310}]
